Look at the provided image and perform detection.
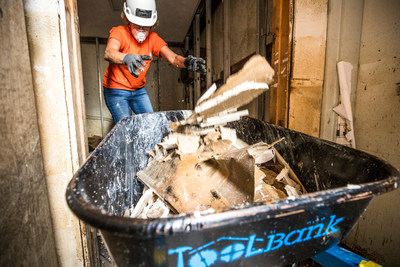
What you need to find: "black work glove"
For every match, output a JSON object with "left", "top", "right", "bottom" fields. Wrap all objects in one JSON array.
[
  {"left": 123, "top": 54, "right": 152, "bottom": 78},
  {"left": 184, "top": 55, "right": 207, "bottom": 75}
]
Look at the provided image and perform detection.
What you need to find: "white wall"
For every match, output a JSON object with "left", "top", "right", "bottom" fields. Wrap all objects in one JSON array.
[
  {"left": 343, "top": 1, "right": 400, "bottom": 265},
  {"left": 81, "top": 42, "right": 114, "bottom": 138},
  {"left": 289, "top": 0, "right": 328, "bottom": 137}
]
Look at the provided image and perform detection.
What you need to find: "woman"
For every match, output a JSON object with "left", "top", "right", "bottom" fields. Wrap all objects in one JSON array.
[{"left": 103, "top": 0, "right": 206, "bottom": 124}]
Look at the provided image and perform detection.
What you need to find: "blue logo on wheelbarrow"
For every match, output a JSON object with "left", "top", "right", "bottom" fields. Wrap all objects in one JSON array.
[{"left": 168, "top": 215, "right": 344, "bottom": 267}]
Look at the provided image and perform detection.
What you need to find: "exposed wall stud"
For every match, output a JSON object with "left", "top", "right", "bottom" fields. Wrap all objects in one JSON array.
[
  {"left": 194, "top": 13, "right": 201, "bottom": 103},
  {"left": 206, "top": 0, "right": 213, "bottom": 88},
  {"left": 270, "top": 0, "right": 291, "bottom": 127},
  {"left": 96, "top": 37, "right": 104, "bottom": 138},
  {"left": 256, "top": 0, "right": 267, "bottom": 120},
  {"left": 223, "top": 0, "right": 231, "bottom": 83}
]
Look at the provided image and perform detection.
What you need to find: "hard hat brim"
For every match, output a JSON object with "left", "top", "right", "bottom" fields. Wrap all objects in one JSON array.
[{"left": 125, "top": 11, "right": 157, "bottom": 27}]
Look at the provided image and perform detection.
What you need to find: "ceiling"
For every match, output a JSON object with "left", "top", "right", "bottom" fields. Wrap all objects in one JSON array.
[{"left": 78, "top": 0, "right": 201, "bottom": 43}]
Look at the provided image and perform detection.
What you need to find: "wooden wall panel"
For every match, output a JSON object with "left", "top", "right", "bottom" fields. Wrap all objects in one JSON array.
[{"left": 269, "top": 0, "right": 292, "bottom": 127}]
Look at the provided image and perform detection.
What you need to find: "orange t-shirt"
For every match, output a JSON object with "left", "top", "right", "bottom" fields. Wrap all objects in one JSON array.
[{"left": 103, "top": 25, "right": 167, "bottom": 90}]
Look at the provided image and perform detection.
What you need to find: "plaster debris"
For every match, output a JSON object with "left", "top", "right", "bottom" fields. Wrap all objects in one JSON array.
[
  {"left": 126, "top": 187, "right": 171, "bottom": 218},
  {"left": 128, "top": 55, "right": 305, "bottom": 218},
  {"left": 135, "top": 127, "right": 306, "bottom": 215},
  {"left": 169, "top": 54, "right": 275, "bottom": 132}
]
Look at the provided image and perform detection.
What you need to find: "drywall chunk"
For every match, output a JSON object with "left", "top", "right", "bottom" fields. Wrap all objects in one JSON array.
[{"left": 177, "top": 134, "right": 200, "bottom": 154}]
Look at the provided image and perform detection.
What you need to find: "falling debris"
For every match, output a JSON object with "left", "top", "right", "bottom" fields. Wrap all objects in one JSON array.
[
  {"left": 170, "top": 54, "right": 275, "bottom": 132},
  {"left": 127, "top": 55, "right": 305, "bottom": 218}
]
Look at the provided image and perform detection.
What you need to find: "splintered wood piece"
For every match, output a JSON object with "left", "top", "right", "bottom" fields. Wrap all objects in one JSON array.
[
  {"left": 200, "top": 110, "right": 249, "bottom": 128},
  {"left": 137, "top": 142, "right": 263, "bottom": 213},
  {"left": 254, "top": 182, "right": 287, "bottom": 202},
  {"left": 276, "top": 167, "right": 299, "bottom": 188},
  {"left": 196, "top": 83, "right": 217, "bottom": 105},
  {"left": 275, "top": 167, "right": 290, "bottom": 182},
  {"left": 274, "top": 148, "right": 307, "bottom": 193},
  {"left": 255, "top": 166, "right": 266, "bottom": 183},
  {"left": 194, "top": 55, "right": 275, "bottom": 119},
  {"left": 285, "top": 185, "right": 300, "bottom": 197}
]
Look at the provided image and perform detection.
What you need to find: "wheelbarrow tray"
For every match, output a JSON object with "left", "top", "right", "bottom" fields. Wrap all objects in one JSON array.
[{"left": 66, "top": 111, "right": 400, "bottom": 267}]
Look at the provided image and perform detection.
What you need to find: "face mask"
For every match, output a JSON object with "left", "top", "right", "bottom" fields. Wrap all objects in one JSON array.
[{"left": 133, "top": 29, "right": 149, "bottom": 43}]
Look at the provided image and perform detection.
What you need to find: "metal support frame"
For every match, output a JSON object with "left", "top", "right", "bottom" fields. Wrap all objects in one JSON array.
[
  {"left": 223, "top": 0, "right": 230, "bottom": 83},
  {"left": 157, "top": 57, "right": 161, "bottom": 111},
  {"left": 184, "top": 36, "right": 193, "bottom": 110},
  {"left": 194, "top": 13, "right": 201, "bottom": 104},
  {"left": 95, "top": 37, "right": 104, "bottom": 138},
  {"left": 256, "top": 0, "right": 267, "bottom": 121},
  {"left": 206, "top": 0, "right": 213, "bottom": 88}
]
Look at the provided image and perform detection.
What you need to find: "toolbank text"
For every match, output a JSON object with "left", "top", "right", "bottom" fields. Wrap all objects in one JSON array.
[{"left": 168, "top": 215, "right": 344, "bottom": 267}]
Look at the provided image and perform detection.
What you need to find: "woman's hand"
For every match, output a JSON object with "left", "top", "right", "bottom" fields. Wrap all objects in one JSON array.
[
  {"left": 160, "top": 46, "right": 206, "bottom": 75},
  {"left": 123, "top": 54, "right": 152, "bottom": 77},
  {"left": 184, "top": 55, "right": 207, "bottom": 75}
]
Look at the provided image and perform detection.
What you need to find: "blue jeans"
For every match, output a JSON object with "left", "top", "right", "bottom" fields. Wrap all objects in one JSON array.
[{"left": 103, "top": 87, "right": 154, "bottom": 124}]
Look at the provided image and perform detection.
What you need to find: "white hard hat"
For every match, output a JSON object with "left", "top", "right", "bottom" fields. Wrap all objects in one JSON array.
[{"left": 123, "top": 0, "right": 158, "bottom": 27}]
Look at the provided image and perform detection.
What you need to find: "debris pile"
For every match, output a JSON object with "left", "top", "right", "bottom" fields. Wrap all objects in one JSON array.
[{"left": 125, "top": 55, "right": 306, "bottom": 218}]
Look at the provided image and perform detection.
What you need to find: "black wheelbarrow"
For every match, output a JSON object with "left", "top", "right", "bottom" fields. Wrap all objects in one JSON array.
[{"left": 66, "top": 111, "right": 400, "bottom": 267}]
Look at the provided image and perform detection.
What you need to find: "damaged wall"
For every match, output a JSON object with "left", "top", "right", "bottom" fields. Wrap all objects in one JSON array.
[
  {"left": 211, "top": 0, "right": 257, "bottom": 77},
  {"left": 342, "top": 0, "right": 400, "bottom": 265},
  {"left": 0, "top": 0, "right": 58, "bottom": 265},
  {"left": 230, "top": 0, "right": 257, "bottom": 67},
  {"left": 288, "top": 0, "right": 328, "bottom": 137},
  {"left": 210, "top": 0, "right": 259, "bottom": 117}
]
